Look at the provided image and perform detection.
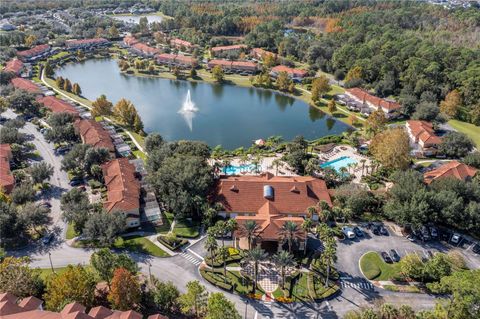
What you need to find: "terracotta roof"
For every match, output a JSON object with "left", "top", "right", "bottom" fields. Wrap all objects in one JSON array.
[
  {"left": 17, "top": 44, "right": 50, "bottom": 58},
  {"left": 37, "top": 96, "right": 79, "bottom": 115},
  {"left": 346, "top": 88, "right": 401, "bottom": 112},
  {"left": 251, "top": 48, "right": 275, "bottom": 58},
  {"left": 74, "top": 119, "right": 115, "bottom": 152},
  {"left": 0, "top": 293, "right": 164, "bottom": 319},
  {"left": 216, "top": 173, "right": 332, "bottom": 215},
  {"left": 235, "top": 201, "right": 306, "bottom": 241},
  {"left": 173, "top": 54, "right": 197, "bottom": 64},
  {"left": 3, "top": 59, "right": 23, "bottom": 74},
  {"left": 131, "top": 42, "right": 159, "bottom": 55},
  {"left": 271, "top": 65, "right": 307, "bottom": 77},
  {"left": 211, "top": 44, "right": 247, "bottom": 52},
  {"left": 0, "top": 144, "right": 14, "bottom": 194},
  {"left": 170, "top": 38, "right": 193, "bottom": 48},
  {"left": 10, "top": 77, "right": 42, "bottom": 94},
  {"left": 424, "top": 161, "right": 477, "bottom": 184},
  {"left": 406, "top": 120, "right": 442, "bottom": 145},
  {"left": 102, "top": 159, "right": 140, "bottom": 213},
  {"left": 123, "top": 35, "right": 139, "bottom": 46},
  {"left": 208, "top": 59, "right": 233, "bottom": 67}
]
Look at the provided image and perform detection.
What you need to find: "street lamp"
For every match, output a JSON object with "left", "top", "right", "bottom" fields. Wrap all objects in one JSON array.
[
  {"left": 48, "top": 252, "right": 55, "bottom": 273},
  {"left": 244, "top": 300, "right": 248, "bottom": 319}
]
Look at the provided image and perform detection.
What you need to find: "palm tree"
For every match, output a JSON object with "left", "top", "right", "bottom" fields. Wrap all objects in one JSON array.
[
  {"left": 214, "top": 220, "right": 227, "bottom": 248},
  {"left": 278, "top": 221, "right": 303, "bottom": 253},
  {"left": 360, "top": 159, "right": 367, "bottom": 177},
  {"left": 379, "top": 303, "right": 399, "bottom": 319},
  {"left": 218, "top": 246, "right": 229, "bottom": 282},
  {"left": 239, "top": 220, "right": 260, "bottom": 250},
  {"left": 226, "top": 218, "right": 238, "bottom": 241},
  {"left": 306, "top": 206, "right": 317, "bottom": 220},
  {"left": 273, "top": 251, "right": 296, "bottom": 289},
  {"left": 204, "top": 235, "right": 218, "bottom": 267},
  {"left": 245, "top": 247, "right": 268, "bottom": 293},
  {"left": 301, "top": 218, "right": 313, "bottom": 255},
  {"left": 272, "top": 158, "right": 284, "bottom": 176},
  {"left": 317, "top": 200, "right": 331, "bottom": 223},
  {"left": 322, "top": 237, "right": 337, "bottom": 287}
]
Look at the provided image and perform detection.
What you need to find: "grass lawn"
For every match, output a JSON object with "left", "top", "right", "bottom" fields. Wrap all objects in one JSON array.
[
  {"left": 291, "top": 273, "right": 311, "bottom": 301},
  {"left": 174, "top": 219, "right": 200, "bottom": 238},
  {"left": 114, "top": 235, "right": 168, "bottom": 257},
  {"left": 66, "top": 223, "right": 79, "bottom": 240},
  {"left": 49, "top": 51, "right": 70, "bottom": 60},
  {"left": 448, "top": 119, "right": 480, "bottom": 147},
  {"left": 360, "top": 251, "right": 401, "bottom": 281},
  {"left": 227, "top": 271, "right": 264, "bottom": 295}
]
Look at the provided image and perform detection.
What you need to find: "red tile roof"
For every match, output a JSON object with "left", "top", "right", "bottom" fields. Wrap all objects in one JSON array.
[
  {"left": 123, "top": 35, "right": 139, "bottom": 46},
  {"left": 406, "top": 120, "right": 442, "bottom": 146},
  {"left": 102, "top": 159, "right": 140, "bottom": 214},
  {"left": 74, "top": 119, "right": 115, "bottom": 152},
  {"left": 424, "top": 161, "right": 477, "bottom": 184},
  {"left": 10, "top": 77, "right": 42, "bottom": 94},
  {"left": 0, "top": 293, "right": 160, "bottom": 319},
  {"left": 211, "top": 44, "right": 247, "bottom": 52},
  {"left": 346, "top": 88, "right": 401, "bottom": 112},
  {"left": 3, "top": 59, "right": 23, "bottom": 75},
  {"left": 251, "top": 48, "right": 275, "bottom": 59},
  {"left": 271, "top": 65, "right": 307, "bottom": 77},
  {"left": 37, "top": 96, "right": 79, "bottom": 115},
  {"left": 208, "top": 59, "right": 233, "bottom": 67},
  {"left": 16, "top": 44, "right": 50, "bottom": 59},
  {"left": 0, "top": 144, "right": 15, "bottom": 194},
  {"left": 216, "top": 173, "right": 332, "bottom": 215},
  {"left": 207, "top": 59, "right": 257, "bottom": 70},
  {"left": 131, "top": 42, "right": 159, "bottom": 55},
  {"left": 170, "top": 38, "right": 194, "bottom": 48}
]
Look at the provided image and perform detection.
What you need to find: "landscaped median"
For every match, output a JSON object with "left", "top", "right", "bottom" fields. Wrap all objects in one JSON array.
[{"left": 359, "top": 251, "right": 401, "bottom": 281}]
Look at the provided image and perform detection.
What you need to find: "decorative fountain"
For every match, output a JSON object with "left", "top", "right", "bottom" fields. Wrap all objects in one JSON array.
[{"left": 178, "top": 89, "right": 198, "bottom": 131}]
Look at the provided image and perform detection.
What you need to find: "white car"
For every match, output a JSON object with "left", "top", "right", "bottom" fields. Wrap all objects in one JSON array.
[
  {"left": 342, "top": 226, "right": 356, "bottom": 239},
  {"left": 451, "top": 233, "right": 461, "bottom": 244}
]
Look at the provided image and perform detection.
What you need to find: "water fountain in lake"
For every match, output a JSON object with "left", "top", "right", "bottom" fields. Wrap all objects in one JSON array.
[{"left": 178, "top": 89, "right": 198, "bottom": 131}]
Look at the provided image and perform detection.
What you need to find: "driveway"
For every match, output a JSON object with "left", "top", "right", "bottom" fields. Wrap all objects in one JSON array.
[{"left": 2, "top": 109, "right": 71, "bottom": 237}]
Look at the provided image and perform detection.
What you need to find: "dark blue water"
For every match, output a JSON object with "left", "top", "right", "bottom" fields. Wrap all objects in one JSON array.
[{"left": 55, "top": 59, "right": 350, "bottom": 149}]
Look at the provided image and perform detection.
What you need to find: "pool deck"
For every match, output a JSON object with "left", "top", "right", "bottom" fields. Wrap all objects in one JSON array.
[{"left": 211, "top": 155, "right": 297, "bottom": 177}]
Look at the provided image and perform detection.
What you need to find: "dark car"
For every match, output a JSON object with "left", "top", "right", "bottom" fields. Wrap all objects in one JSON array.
[
  {"left": 390, "top": 249, "right": 401, "bottom": 262},
  {"left": 372, "top": 226, "right": 381, "bottom": 235},
  {"left": 429, "top": 226, "right": 438, "bottom": 238},
  {"left": 473, "top": 244, "right": 480, "bottom": 254},
  {"left": 69, "top": 179, "right": 83, "bottom": 187},
  {"left": 379, "top": 226, "right": 389, "bottom": 236},
  {"left": 39, "top": 201, "right": 51, "bottom": 208},
  {"left": 56, "top": 146, "right": 71, "bottom": 155},
  {"left": 420, "top": 226, "right": 431, "bottom": 241},
  {"left": 381, "top": 251, "right": 392, "bottom": 263},
  {"left": 353, "top": 226, "right": 363, "bottom": 237},
  {"left": 42, "top": 233, "right": 54, "bottom": 245}
]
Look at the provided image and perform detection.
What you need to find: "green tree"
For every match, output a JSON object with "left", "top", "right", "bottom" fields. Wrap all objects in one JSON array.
[
  {"left": 90, "top": 248, "right": 138, "bottom": 285},
  {"left": 108, "top": 268, "right": 141, "bottom": 311},
  {"left": 439, "top": 132, "right": 474, "bottom": 158},
  {"left": 245, "top": 247, "right": 267, "bottom": 292},
  {"left": 151, "top": 279, "right": 180, "bottom": 314},
  {"left": 400, "top": 253, "right": 425, "bottom": 280},
  {"left": 204, "top": 235, "right": 218, "bottom": 267},
  {"left": 206, "top": 292, "right": 241, "bottom": 319},
  {"left": 273, "top": 251, "right": 295, "bottom": 289},
  {"left": 18, "top": 202, "right": 51, "bottom": 236},
  {"left": 440, "top": 89, "right": 462, "bottom": 119},
  {"left": 238, "top": 220, "right": 260, "bottom": 250},
  {"left": 0, "top": 257, "right": 43, "bottom": 298},
  {"left": 278, "top": 221, "right": 303, "bottom": 253},
  {"left": 91, "top": 94, "right": 113, "bottom": 117},
  {"left": 321, "top": 237, "right": 337, "bottom": 287},
  {"left": 276, "top": 71, "right": 292, "bottom": 92},
  {"left": 55, "top": 76, "right": 64, "bottom": 88},
  {"left": 345, "top": 66, "right": 363, "bottom": 86},
  {"left": 179, "top": 280, "right": 208, "bottom": 318},
  {"left": 44, "top": 61, "right": 54, "bottom": 78},
  {"left": 144, "top": 133, "right": 164, "bottom": 153},
  {"left": 83, "top": 211, "right": 125, "bottom": 247},
  {"left": 109, "top": 25, "right": 119, "bottom": 38},
  {"left": 424, "top": 253, "right": 452, "bottom": 282},
  {"left": 370, "top": 128, "right": 410, "bottom": 170},
  {"left": 63, "top": 78, "right": 72, "bottom": 92},
  {"left": 44, "top": 265, "right": 96, "bottom": 311},
  {"left": 11, "top": 182, "right": 36, "bottom": 205},
  {"left": 311, "top": 75, "right": 331, "bottom": 102},
  {"left": 218, "top": 246, "right": 229, "bottom": 282},
  {"left": 72, "top": 83, "right": 82, "bottom": 96},
  {"left": 327, "top": 100, "right": 337, "bottom": 113},
  {"left": 29, "top": 161, "right": 53, "bottom": 184},
  {"left": 61, "top": 188, "right": 91, "bottom": 234},
  {"left": 366, "top": 109, "right": 387, "bottom": 135},
  {"left": 212, "top": 65, "right": 225, "bottom": 83}
]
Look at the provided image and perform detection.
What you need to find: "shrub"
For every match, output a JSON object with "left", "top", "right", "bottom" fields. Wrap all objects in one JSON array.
[
  {"left": 276, "top": 296, "right": 293, "bottom": 303},
  {"left": 157, "top": 235, "right": 188, "bottom": 251},
  {"left": 200, "top": 269, "right": 233, "bottom": 291}
]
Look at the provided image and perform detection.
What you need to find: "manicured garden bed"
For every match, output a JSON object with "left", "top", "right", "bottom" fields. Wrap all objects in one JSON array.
[
  {"left": 113, "top": 235, "right": 168, "bottom": 257},
  {"left": 157, "top": 235, "right": 188, "bottom": 251},
  {"left": 360, "top": 251, "right": 401, "bottom": 281},
  {"left": 204, "top": 247, "right": 243, "bottom": 267},
  {"left": 200, "top": 268, "right": 233, "bottom": 291}
]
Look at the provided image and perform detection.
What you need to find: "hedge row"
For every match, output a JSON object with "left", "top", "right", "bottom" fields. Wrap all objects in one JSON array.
[
  {"left": 200, "top": 269, "right": 233, "bottom": 291},
  {"left": 204, "top": 254, "right": 243, "bottom": 267},
  {"left": 157, "top": 236, "right": 188, "bottom": 251}
]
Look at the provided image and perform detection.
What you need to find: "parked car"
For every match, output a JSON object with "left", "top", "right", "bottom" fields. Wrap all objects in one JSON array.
[
  {"left": 429, "top": 227, "right": 438, "bottom": 238},
  {"left": 451, "top": 233, "right": 461, "bottom": 244},
  {"left": 406, "top": 234, "right": 416, "bottom": 242},
  {"left": 472, "top": 244, "right": 480, "bottom": 254},
  {"left": 381, "top": 251, "right": 392, "bottom": 263},
  {"left": 372, "top": 226, "right": 381, "bottom": 236},
  {"left": 56, "top": 146, "right": 71, "bottom": 155},
  {"left": 420, "top": 226, "right": 431, "bottom": 241},
  {"left": 390, "top": 249, "right": 401, "bottom": 262},
  {"left": 69, "top": 179, "right": 83, "bottom": 187},
  {"left": 379, "top": 226, "right": 389, "bottom": 236},
  {"left": 42, "top": 233, "right": 54, "bottom": 245},
  {"left": 342, "top": 226, "right": 356, "bottom": 239},
  {"left": 39, "top": 201, "right": 51, "bottom": 208},
  {"left": 353, "top": 226, "right": 363, "bottom": 237}
]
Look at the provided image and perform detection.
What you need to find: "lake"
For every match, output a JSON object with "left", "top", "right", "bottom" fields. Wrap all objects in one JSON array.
[
  {"left": 110, "top": 14, "right": 163, "bottom": 24},
  {"left": 55, "top": 59, "right": 351, "bottom": 149}
]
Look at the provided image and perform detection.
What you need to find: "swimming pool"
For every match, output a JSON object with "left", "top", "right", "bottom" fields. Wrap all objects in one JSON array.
[
  {"left": 320, "top": 156, "right": 357, "bottom": 172},
  {"left": 222, "top": 164, "right": 258, "bottom": 175}
]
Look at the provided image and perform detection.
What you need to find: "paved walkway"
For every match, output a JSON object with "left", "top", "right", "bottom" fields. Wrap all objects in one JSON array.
[{"left": 243, "top": 262, "right": 280, "bottom": 293}]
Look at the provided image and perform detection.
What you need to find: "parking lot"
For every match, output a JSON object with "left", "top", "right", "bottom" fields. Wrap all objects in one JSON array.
[{"left": 335, "top": 223, "right": 480, "bottom": 280}]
